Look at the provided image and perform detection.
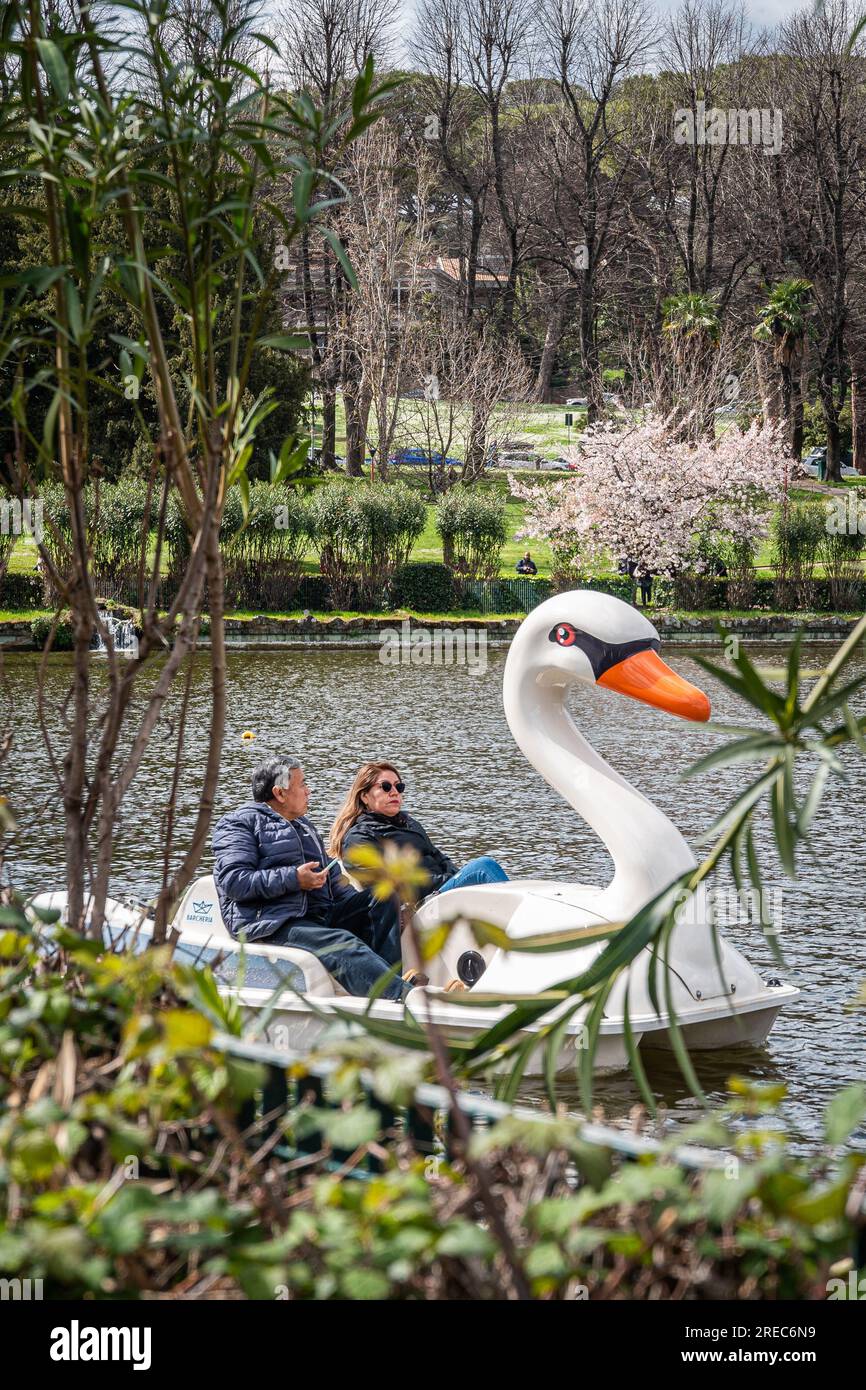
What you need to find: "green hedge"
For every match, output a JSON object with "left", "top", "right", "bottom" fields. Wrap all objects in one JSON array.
[
  {"left": 295, "top": 575, "right": 333, "bottom": 611},
  {"left": 660, "top": 575, "right": 866, "bottom": 612},
  {"left": 1, "top": 572, "right": 45, "bottom": 609},
  {"left": 393, "top": 562, "right": 455, "bottom": 612}
]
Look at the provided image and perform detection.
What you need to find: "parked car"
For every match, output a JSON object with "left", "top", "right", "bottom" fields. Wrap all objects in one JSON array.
[
  {"left": 389, "top": 446, "right": 427, "bottom": 466},
  {"left": 496, "top": 450, "right": 545, "bottom": 470},
  {"left": 801, "top": 445, "right": 856, "bottom": 478},
  {"left": 389, "top": 447, "right": 461, "bottom": 469},
  {"left": 564, "top": 393, "right": 620, "bottom": 409}
]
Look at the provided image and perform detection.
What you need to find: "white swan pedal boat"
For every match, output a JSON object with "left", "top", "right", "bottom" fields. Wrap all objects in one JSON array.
[{"left": 34, "top": 591, "right": 798, "bottom": 1076}]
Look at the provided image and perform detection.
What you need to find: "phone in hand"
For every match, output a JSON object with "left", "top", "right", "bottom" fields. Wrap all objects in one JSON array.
[{"left": 321, "top": 858, "right": 340, "bottom": 874}]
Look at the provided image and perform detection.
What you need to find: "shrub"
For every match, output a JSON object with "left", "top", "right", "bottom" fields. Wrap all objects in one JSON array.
[
  {"left": 308, "top": 480, "right": 426, "bottom": 608},
  {"left": 394, "top": 562, "right": 455, "bottom": 612},
  {"left": 39, "top": 481, "right": 152, "bottom": 603},
  {"left": 165, "top": 492, "right": 191, "bottom": 581},
  {"left": 31, "top": 611, "right": 74, "bottom": 651},
  {"left": 580, "top": 573, "right": 639, "bottom": 604},
  {"left": 772, "top": 501, "right": 826, "bottom": 608},
  {"left": 92, "top": 479, "right": 150, "bottom": 593},
  {"left": 436, "top": 488, "right": 508, "bottom": 580},
  {"left": 222, "top": 483, "right": 310, "bottom": 609},
  {"left": 0, "top": 498, "right": 18, "bottom": 586},
  {"left": 296, "top": 574, "right": 333, "bottom": 611},
  {"left": 0, "top": 894, "right": 859, "bottom": 1301},
  {"left": 819, "top": 526, "right": 866, "bottom": 612},
  {"left": 0, "top": 571, "right": 45, "bottom": 609}
]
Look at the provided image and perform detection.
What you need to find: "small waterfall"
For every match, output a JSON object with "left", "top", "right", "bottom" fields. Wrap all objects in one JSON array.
[{"left": 90, "top": 609, "right": 139, "bottom": 658}]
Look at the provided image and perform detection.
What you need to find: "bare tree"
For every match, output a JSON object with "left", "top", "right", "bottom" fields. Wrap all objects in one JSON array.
[
  {"left": 273, "top": 0, "right": 400, "bottom": 471},
  {"left": 414, "top": 0, "right": 494, "bottom": 323},
  {"left": 405, "top": 307, "right": 532, "bottom": 488},
  {"left": 333, "top": 124, "right": 436, "bottom": 475},
  {"left": 767, "top": 1, "right": 866, "bottom": 480},
  {"left": 534, "top": 0, "right": 654, "bottom": 417},
  {"left": 458, "top": 0, "right": 534, "bottom": 334}
]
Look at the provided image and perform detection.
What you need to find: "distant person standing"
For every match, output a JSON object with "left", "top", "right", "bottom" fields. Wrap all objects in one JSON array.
[
  {"left": 637, "top": 567, "right": 653, "bottom": 607},
  {"left": 516, "top": 551, "right": 537, "bottom": 575}
]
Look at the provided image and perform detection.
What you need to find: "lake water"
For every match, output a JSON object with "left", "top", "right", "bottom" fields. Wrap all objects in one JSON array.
[{"left": 3, "top": 638, "right": 865, "bottom": 1144}]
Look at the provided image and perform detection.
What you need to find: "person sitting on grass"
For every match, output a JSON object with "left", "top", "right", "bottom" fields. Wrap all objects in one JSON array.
[
  {"left": 212, "top": 756, "right": 413, "bottom": 1001},
  {"left": 329, "top": 761, "right": 509, "bottom": 900},
  {"left": 516, "top": 550, "right": 538, "bottom": 575}
]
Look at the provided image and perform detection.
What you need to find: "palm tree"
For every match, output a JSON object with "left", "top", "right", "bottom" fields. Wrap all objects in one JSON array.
[
  {"left": 754, "top": 279, "right": 813, "bottom": 459},
  {"left": 661, "top": 293, "right": 722, "bottom": 438},
  {"left": 662, "top": 292, "right": 722, "bottom": 356}
]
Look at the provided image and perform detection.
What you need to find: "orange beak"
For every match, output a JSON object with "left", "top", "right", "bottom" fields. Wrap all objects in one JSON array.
[{"left": 597, "top": 648, "right": 711, "bottom": 722}]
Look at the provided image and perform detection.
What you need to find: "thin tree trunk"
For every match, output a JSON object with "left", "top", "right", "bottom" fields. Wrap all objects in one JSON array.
[
  {"left": 343, "top": 374, "right": 364, "bottom": 476},
  {"left": 791, "top": 350, "right": 806, "bottom": 460},
  {"left": 580, "top": 281, "right": 601, "bottom": 423},
  {"left": 534, "top": 299, "right": 566, "bottom": 403},
  {"left": 153, "top": 526, "right": 227, "bottom": 942},
  {"left": 852, "top": 369, "right": 866, "bottom": 475},
  {"left": 321, "top": 386, "right": 337, "bottom": 468}
]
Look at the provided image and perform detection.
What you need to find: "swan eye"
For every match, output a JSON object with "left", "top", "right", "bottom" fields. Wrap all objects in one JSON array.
[{"left": 553, "top": 623, "right": 578, "bottom": 647}]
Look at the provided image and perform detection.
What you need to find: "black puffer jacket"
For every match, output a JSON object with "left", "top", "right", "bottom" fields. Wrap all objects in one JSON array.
[{"left": 342, "top": 810, "right": 457, "bottom": 895}]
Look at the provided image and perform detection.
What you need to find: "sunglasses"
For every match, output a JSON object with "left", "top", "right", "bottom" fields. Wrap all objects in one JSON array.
[{"left": 375, "top": 780, "right": 405, "bottom": 794}]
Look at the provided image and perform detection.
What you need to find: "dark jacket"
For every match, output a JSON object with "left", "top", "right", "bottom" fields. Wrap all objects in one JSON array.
[
  {"left": 342, "top": 810, "right": 457, "bottom": 896},
  {"left": 212, "top": 801, "right": 355, "bottom": 942}
]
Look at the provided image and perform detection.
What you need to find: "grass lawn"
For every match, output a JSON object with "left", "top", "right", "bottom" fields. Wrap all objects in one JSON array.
[
  {"left": 406, "top": 495, "right": 553, "bottom": 575},
  {"left": 312, "top": 393, "right": 586, "bottom": 461}
]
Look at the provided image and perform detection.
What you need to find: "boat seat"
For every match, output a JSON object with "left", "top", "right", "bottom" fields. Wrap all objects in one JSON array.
[
  {"left": 171, "top": 875, "right": 347, "bottom": 995},
  {"left": 172, "top": 874, "right": 233, "bottom": 940}
]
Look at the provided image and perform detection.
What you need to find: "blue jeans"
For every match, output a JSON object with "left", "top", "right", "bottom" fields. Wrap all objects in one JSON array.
[
  {"left": 437, "top": 855, "right": 509, "bottom": 895},
  {"left": 267, "top": 887, "right": 407, "bottom": 1001}
]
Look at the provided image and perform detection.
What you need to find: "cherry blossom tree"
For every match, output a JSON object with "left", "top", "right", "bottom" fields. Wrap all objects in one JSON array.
[{"left": 511, "top": 414, "right": 790, "bottom": 577}]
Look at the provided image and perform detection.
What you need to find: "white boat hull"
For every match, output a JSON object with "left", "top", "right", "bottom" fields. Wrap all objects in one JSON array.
[{"left": 31, "top": 886, "right": 798, "bottom": 1078}]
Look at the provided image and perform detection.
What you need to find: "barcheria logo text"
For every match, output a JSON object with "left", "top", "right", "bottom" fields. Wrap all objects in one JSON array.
[{"left": 49, "top": 1320, "right": 152, "bottom": 1370}]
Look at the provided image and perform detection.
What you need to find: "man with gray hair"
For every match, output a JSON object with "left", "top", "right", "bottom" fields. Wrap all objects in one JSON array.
[{"left": 212, "top": 756, "right": 410, "bottom": 1000}]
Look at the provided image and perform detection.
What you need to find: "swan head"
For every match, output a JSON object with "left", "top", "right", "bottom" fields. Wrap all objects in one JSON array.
[{"left": 509, "top": 589, "right": 711, "bottom": 722}]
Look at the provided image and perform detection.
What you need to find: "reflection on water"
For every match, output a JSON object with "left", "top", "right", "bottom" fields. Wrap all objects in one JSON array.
[{"left": 3, "top": 640, "right": 865, "bottom": 1143}]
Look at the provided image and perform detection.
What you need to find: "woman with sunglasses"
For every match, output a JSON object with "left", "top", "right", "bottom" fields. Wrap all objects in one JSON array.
[{"left": 329, "top": 760, "right": 508, "bottom": 899}]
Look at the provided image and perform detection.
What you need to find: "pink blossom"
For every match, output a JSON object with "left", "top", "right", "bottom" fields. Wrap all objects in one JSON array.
[{"left": 511, "top": 416, "right": 789, "bottom": 574}]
